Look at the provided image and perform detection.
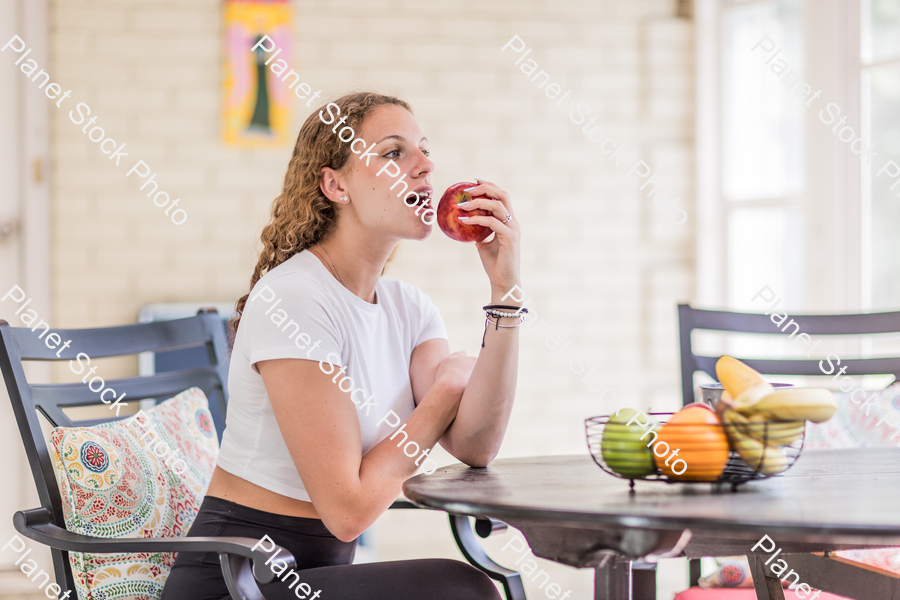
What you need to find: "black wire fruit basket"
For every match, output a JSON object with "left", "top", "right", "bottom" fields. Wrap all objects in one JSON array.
[{"left": 584, "top": 409, "right": 805, "bottom": 491}]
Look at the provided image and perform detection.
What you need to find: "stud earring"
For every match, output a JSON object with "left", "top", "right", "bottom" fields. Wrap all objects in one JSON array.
[{"left": 340, "top": 195, "right": 348, "bottom": 201}]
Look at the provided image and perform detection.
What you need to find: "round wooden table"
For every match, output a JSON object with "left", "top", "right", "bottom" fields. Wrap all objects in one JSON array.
[{"left": 403, "top": 449, "right": 900, "bottom": 600}]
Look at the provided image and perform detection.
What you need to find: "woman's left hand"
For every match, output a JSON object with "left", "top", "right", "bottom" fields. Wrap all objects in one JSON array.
[{"left": 458, "top": 179, "right": 521, "bottom": 299}]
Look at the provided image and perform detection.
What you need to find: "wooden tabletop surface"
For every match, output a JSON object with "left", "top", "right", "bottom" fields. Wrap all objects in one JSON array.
[{"left": 403, "top": 448, "right": 900, "bottom": 558}]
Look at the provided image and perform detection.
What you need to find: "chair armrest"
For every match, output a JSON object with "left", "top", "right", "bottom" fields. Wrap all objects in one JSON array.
[
  {"left": 449, "top": 515, "right": 526, "bottom": 600},
  {"left": 388, "top": 500, "right": 523, "bottom": 599},
  {"left": 15, "top": 508, "right": 295, "bottom": 600}
]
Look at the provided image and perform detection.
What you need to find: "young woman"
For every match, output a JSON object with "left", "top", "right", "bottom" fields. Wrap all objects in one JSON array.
[{"left": 162, "top": 92, "right": 522, "bottom": 600}]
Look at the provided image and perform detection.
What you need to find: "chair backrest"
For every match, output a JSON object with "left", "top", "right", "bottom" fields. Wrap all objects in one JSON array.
[
  {"left": 678, "top": 304, "right": 900, "bottom": 406},
  {"left": 0, "top": 309, "right": 230, "bottom": 592},
  {"left": 138, "top": 302, "right": 236, "bottom": 443}
]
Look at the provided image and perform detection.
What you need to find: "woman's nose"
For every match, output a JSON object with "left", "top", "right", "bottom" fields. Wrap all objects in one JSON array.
[{"left": 413, "top": 150, "right": 434, "bottom": 178}]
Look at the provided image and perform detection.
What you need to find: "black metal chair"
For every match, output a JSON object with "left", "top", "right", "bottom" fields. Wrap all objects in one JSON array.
[
  {"left": 678, "top": 303, "right": 900, "bottom": 407},
  {"left": 0, "top": 309, "right": 526, "bottom": 600},
  {"left": 677, "top": 303, "right": 900, "bottom": 595}
]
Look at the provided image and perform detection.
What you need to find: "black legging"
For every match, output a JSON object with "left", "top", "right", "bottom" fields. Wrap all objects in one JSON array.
[{"left": 161, "top": 496, "right": 501, "bottom": 600}]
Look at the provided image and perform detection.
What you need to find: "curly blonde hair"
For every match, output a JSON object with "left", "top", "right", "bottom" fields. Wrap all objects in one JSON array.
[{"left": 230, "top": 92, "right": 413, "bottom": 336}]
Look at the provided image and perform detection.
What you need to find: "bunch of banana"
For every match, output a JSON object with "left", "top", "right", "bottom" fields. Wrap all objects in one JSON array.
[
  {"left": 715, "top": 356, "right": 837, "bottom": 424},
  {"left": 721, "top": 409, "right": 790, "bottom": 476},
  {"left": 718, "top": 397, "right": 804, "bottom": 446},
  {"left": 744, "top": 413, "right": 805, "bottom": 446}
]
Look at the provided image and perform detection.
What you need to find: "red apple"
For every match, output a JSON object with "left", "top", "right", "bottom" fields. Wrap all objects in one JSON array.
[{"left": 436, "top": 182, "right": 492, "bottom": 243}]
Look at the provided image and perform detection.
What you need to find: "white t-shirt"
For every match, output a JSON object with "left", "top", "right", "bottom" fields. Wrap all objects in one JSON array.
[{"left": 217, "top": 250, "right": 448, "bottom": 502}]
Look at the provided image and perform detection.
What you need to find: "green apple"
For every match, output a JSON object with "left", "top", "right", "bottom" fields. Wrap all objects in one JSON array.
[{"left": 601, "top": 408, "right": 657, "bottom": 479}]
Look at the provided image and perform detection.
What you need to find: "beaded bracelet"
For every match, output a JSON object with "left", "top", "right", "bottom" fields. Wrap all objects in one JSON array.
[
  {"left": 482, "top": 304, "right": 529, "bottom": 319},
  {"left": 481, "top": 313, "right": 526, "bottom": 348}
]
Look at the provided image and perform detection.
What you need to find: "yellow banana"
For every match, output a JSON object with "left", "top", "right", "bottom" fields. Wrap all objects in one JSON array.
[
  {"left": 733, "top": 381, "right": 776, "bottom": 411},
  {"left": 733, "top": 435, "right": 789, "bottom": 476},
  {"left": 745, "top": 413, "right": 804, "bottom": 446},
  {"left": 723, "top": 410, "right": 789, "bottom": 475},
  {"left": 740, "top": 388, "right": 837, "bottom": 423},
  {"left": 716, "top": 356, "right": 769, "bottom": 399},
  {"left": 723, "top": 408, "right": 753, "bottom": 439}
]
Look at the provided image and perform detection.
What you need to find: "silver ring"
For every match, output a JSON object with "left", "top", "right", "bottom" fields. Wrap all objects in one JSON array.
[{"left": 504, "top": 213, "right": 512, "bottom": 223}]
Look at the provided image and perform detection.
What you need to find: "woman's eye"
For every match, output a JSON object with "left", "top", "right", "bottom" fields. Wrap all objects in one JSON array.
[{"left": 383, "top": 148, "right": 429, "bottom": 159}]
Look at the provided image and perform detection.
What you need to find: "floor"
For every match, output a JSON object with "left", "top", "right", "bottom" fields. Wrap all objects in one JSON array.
[{"left": 0, "top": 571, "right": 46, "bottom": 600}]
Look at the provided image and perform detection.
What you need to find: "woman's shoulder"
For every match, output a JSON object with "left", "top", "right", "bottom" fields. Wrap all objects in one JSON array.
[
  {"left": 245, "top": 252, "right": 335, "bottom": 315},
  {"left": 378, "top": 277, "right": 447, "bottom": 343},
  {"left": 255, "top": 252, "right": 330, "bottom": 295},
  {"left": 238, "top": 253, "right": 344, "bottom": 354},
  {"left": 379, "top": 277, "right": 439, "bottom": 322},
  {"left": 377, "top": 276, "right": 436, "bottom": 309}
]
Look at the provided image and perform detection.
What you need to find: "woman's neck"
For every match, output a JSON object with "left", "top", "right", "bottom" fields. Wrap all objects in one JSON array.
[{"left": 313, "top": 227, "right": 395, "bottom": 304}]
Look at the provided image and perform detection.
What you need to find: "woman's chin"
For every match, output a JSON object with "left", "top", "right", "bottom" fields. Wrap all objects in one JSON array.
[
  {"left": 404, "top": 212, "right": 434, "bottom": 240},
  {"left": 386, "top": 209, "right": 434, "bottom": 241},
  {"left": 409, "top": 222, "right": 433, "bottom": 241}
]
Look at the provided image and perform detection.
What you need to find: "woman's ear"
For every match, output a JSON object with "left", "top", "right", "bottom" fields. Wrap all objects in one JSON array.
[{"left": 320, "top": 167, "right": 350, "bottom": 204}]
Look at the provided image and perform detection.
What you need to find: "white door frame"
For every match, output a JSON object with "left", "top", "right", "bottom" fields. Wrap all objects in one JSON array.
[{"left": 0, "top": 0, "right": 51, "bottom": 570}]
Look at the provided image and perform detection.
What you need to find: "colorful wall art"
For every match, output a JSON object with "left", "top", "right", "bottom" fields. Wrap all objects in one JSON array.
[{"left": 221, "top": 0, "right": 292, "bottom": 148}]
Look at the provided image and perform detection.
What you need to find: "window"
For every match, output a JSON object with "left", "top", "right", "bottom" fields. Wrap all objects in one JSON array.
[
  {"left": 863, "top": 0, "right": 900, "bottom": 309},
  {"left": 698, "top": 0, "right": 900, "bottom": 316}
]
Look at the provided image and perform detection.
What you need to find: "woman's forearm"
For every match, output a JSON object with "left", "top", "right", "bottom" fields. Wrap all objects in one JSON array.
[
  {"left": 262, "top": 357, "right": 465, "bottom": 543},
  {"left": 440, "top": 290, "right": 520, "bottom": 466},
  {"left": 334, "top": 380, "right": 461, "bottom": 539}
]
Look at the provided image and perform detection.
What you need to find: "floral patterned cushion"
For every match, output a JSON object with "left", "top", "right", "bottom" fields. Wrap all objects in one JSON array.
[
  {"left": 49, "top": 387, "right": 218, "bottom": 600},
  {"left": 805, "top": 382, "right": 900, "bottom": 450}
]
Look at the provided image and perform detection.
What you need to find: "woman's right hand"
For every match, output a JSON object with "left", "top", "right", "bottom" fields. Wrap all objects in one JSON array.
[{"left": 434, "top": 350, "right": 477, "bottom": 398}]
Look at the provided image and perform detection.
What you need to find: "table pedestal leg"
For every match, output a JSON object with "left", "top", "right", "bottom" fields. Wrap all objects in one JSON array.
[
  {"left": 748, "top": 555, "right": 786, "bottom": 600},
  {"left": 594, "top": 557, "right": 631, "bottom": 600},
  {"left": 632, "top": 562, "right": 657, "bottom": 600}
]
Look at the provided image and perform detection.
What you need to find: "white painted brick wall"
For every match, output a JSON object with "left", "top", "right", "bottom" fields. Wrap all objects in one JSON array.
[{"left": 46, "top": 0, "right": 694, "bottom": 594}]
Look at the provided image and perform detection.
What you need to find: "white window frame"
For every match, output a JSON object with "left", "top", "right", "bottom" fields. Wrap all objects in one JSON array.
[{"left": 696, "top": 0, "right": 864, "bottom": 313}]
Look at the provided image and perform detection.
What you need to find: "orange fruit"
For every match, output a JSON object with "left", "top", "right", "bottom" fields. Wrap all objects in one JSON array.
[{"left": 653, "top": 403, "right": 729, "bottom": 482}]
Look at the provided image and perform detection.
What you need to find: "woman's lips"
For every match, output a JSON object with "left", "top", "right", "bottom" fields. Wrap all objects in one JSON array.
[
  {"left": 411, "top": 187, "right": 432, "bottom": 207},
  {"left": 415, "top": 188, "right": 432, "bottom": 203}
]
